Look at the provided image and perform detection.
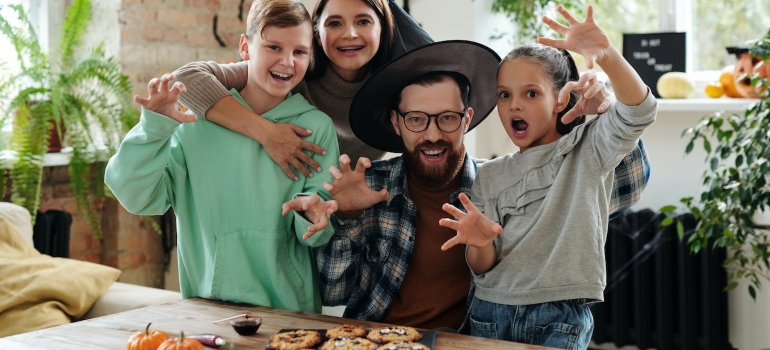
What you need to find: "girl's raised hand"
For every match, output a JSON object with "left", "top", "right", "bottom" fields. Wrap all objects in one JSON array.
[
  {"left": 558, "top": 70, "right": 614, "bottom": 124},
  {"left": 134, "top": 73, "right": 197, "bottom": 123},
  {"left": 439, "top": 193, "right": 503, "bottom": 251},
  {"left": 538, "top": 5, "right": 611, "bottom": 69}
]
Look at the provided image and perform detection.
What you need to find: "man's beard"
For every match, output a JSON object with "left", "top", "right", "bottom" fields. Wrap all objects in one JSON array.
[{"left": 404, "top": 140, "right": 466, "bottom": 189}]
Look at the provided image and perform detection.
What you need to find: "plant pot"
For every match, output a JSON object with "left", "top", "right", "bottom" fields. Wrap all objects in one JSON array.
[
  {"left": 12, "top": 106, "right": 65, "bottom": 153},
  {"left": 48, "top": 120, "right": 65, "bottom": 153},
  {"left": 753, "top": 209, "right": 770, "bottom": 227}
]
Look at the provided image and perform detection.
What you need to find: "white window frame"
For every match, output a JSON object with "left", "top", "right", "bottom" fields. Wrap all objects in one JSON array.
[
  {"left": 1, "top": 0, "right": 60, "bottom": 134},
  {"left": 659, "top": 0, "right": 706, "bottom": 77},
  {"left": 658, "top": 0, "right": 762, "bottom": 84}
]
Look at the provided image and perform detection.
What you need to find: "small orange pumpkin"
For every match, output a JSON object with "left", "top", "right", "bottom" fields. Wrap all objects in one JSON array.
[
  {"left": 157, "top": 331, "right": 204, "bottom": 350},
  {"left": 127, "top": 322, "right": 169, "bottom": 350}
]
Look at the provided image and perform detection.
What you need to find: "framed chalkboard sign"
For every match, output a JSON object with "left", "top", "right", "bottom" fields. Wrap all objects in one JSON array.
[{"left": 622, "top": 32, "right": 686, "bottom": 98}]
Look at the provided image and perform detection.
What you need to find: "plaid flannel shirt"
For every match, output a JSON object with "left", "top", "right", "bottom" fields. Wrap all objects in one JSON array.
[
  {"left": 609, "top": 139, "right": 650, "bottom": 219},
  {"left": 316, "top": 140, "right": 650, "bottom": 325},
  {"left": 316, "top": 154, "right": 477, "bottom": 323}
]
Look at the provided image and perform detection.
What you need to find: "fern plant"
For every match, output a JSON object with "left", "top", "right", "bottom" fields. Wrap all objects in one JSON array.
[{"left": 0, "top": 0, "right": 137, "bottom": 238}]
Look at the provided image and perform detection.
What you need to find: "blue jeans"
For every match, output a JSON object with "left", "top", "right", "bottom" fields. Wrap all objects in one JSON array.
[{"left": 469, "top": 297, "right": 594, "bottom": 350}]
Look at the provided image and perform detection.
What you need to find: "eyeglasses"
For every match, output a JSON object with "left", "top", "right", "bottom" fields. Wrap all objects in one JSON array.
[{"left": 395, "top": 109, "right": 467, "bottom": 133}]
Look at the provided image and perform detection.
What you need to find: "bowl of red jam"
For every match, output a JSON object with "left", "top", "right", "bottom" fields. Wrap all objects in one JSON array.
[{"left": 229, "top": 314, "right": 262, "bottom": 335}]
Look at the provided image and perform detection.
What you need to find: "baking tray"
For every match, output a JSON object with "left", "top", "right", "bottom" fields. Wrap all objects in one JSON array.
[{"left": 266, "top": 328, "right": 436, "bottom": 349}]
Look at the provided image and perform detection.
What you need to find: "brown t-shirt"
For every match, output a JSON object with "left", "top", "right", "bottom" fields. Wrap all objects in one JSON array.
[{"left": 380, "top": 171, "right": 471, "bottom": 329}]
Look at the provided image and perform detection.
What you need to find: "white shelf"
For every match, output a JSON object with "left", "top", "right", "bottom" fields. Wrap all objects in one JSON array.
[
  {"left": 1, "top": 148, "right": 73, "bottom": 169},
  {"left": 656, "top": 98, "right": 760, "bottom": 113}
]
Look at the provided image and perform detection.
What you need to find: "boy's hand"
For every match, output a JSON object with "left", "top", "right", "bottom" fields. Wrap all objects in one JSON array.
[
  {"left": 323, "top": 155, "right": 389, "bottom": 212},
  {"left": 282, "top": 194, "right": 338, "bottom": 239},
  {"left": 558, "top": 70, "right": 615, "bottom": 124},
  {"left": 134, "top": 73, "right": 197, "bottom": 123},
  {"left": 538, "top": 5, "right": 611, "bottom": 70},
  {"left": 439, "top": 193, "right": 503, "bottom": 251}
]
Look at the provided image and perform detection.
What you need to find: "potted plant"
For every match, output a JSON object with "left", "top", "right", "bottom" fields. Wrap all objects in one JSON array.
[
  {"left": 0, "top": 0, "right": 137, "bottom": 238},
  {"left": 485, "top": 0, "right": 584, "bottom": 44},
  {"left": 661, "top": 33, "right": 770, "bottom": 299}
]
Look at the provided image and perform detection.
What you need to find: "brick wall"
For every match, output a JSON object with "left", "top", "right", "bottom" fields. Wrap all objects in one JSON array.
[
  {"left": 119, "top": 0, "right": 250, "bottom": 99},
  {"left": 108, "top": 0, "right": 255, "bottom": 288},
  {"left": 37, "top": 165, "right": 166, "bottom": 288}
]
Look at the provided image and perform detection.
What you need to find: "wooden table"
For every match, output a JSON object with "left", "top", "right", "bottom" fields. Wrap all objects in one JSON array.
[{"left": 0, "top": 298, "right": 555, "bottom": 349}]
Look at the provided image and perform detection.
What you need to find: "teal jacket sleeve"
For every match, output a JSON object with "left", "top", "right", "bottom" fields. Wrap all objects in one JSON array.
[
  {"left": 291, "top": 110, "right": 341, "bottom": 248},
  {"left": 104, "top": 108, "right": 184, "bottom": 215}
]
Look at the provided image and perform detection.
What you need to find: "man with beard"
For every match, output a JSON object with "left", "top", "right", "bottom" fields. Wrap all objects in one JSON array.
[{"left": 287, "top": 40, "right": 649, "bottom": 332}]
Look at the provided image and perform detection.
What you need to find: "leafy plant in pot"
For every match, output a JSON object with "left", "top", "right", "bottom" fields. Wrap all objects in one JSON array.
[
  {"left": 661, "top": 33, "right": 770, "bottom": 299},
  {"left": 485, "top": 0, "right": 584, "bottom": 44},
  {"left": 0, "top": 0, "right": 137, "bottom": 238}
]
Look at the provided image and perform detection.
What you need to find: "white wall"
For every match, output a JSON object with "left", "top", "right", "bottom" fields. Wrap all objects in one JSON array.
[
  {"left": 730, "top": 279, "right": 770, "bottom": 350},
  {"left": 82, "top": 0, "right": 121, "bottom": 59}
]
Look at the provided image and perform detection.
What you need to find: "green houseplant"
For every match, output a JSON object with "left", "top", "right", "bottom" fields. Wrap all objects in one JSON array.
[
  {"left": 486, "top": 0, "right": 585, "bottom": 44},
  {"left": 661, "top": 34, "right": 770, "bottom": 299},
  {"left": 0, "top": 0, "right": 137, "bottom": 238}
]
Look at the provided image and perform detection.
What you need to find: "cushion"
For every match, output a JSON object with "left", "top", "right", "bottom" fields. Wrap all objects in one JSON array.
[
  {"left": 82, "top": 282, "right": 181, "bottom": 320},
  {"left": 0, "top": 217, "right": 121, "bottom": 337},
  {"left": 0, "top": 202, "right": 34, "bottom": 247}
]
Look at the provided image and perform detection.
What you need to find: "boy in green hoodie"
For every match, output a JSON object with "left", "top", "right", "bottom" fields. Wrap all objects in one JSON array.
[{"left": 104, "top": 0, "right": 339, "bottom": 313}]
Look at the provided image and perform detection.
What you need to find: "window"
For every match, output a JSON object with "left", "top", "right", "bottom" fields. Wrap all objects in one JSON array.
[
  {"left": 0, "top": 1, "right": 27, "bottom": 73},
  {"left": 691, "top": 0, "right": 769, "bottom": 71},
  {"left": 590, "top": 0, "right": 770, "bottom": 73},
  {"left": 0, "top": 0, "right": 33, "bottom": 150}
]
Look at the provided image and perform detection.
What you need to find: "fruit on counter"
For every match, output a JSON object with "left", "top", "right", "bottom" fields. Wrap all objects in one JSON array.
[
  {"left": 158, "top": 331, "right": 204, "bottom": 350},
  {"left": 657, "top": 72, "right": 694, "bottom": 98},
  {"left": 127, "top": 322, "right": 169, "bottom": 350},
  {"left": 719, "top": 66, "right": 743, "bottom": 98},
  {"left": 704, "top": 82, "right": 724, "bottom": 98}
]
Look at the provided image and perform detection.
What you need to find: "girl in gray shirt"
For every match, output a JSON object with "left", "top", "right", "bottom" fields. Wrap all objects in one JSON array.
[{"left": 439, "top": 5, "right": 657, "bottom": 349}]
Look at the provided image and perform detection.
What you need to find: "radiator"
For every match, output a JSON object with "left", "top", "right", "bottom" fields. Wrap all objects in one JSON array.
[
  {"left": 591, "top": 209, "right": 734, "bottom": 350},
  {"left": 33, "top": 210, "right": 72, "bottom": 258}
]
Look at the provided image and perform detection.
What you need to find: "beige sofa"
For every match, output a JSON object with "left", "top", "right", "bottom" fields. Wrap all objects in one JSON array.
[{"left": 0, "top": 202, "right": 181, "bottom": 326}]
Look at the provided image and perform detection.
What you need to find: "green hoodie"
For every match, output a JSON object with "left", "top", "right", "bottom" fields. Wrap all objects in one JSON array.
[{"left": 105, "top": 90, "right": 340, "bottom": 313}]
